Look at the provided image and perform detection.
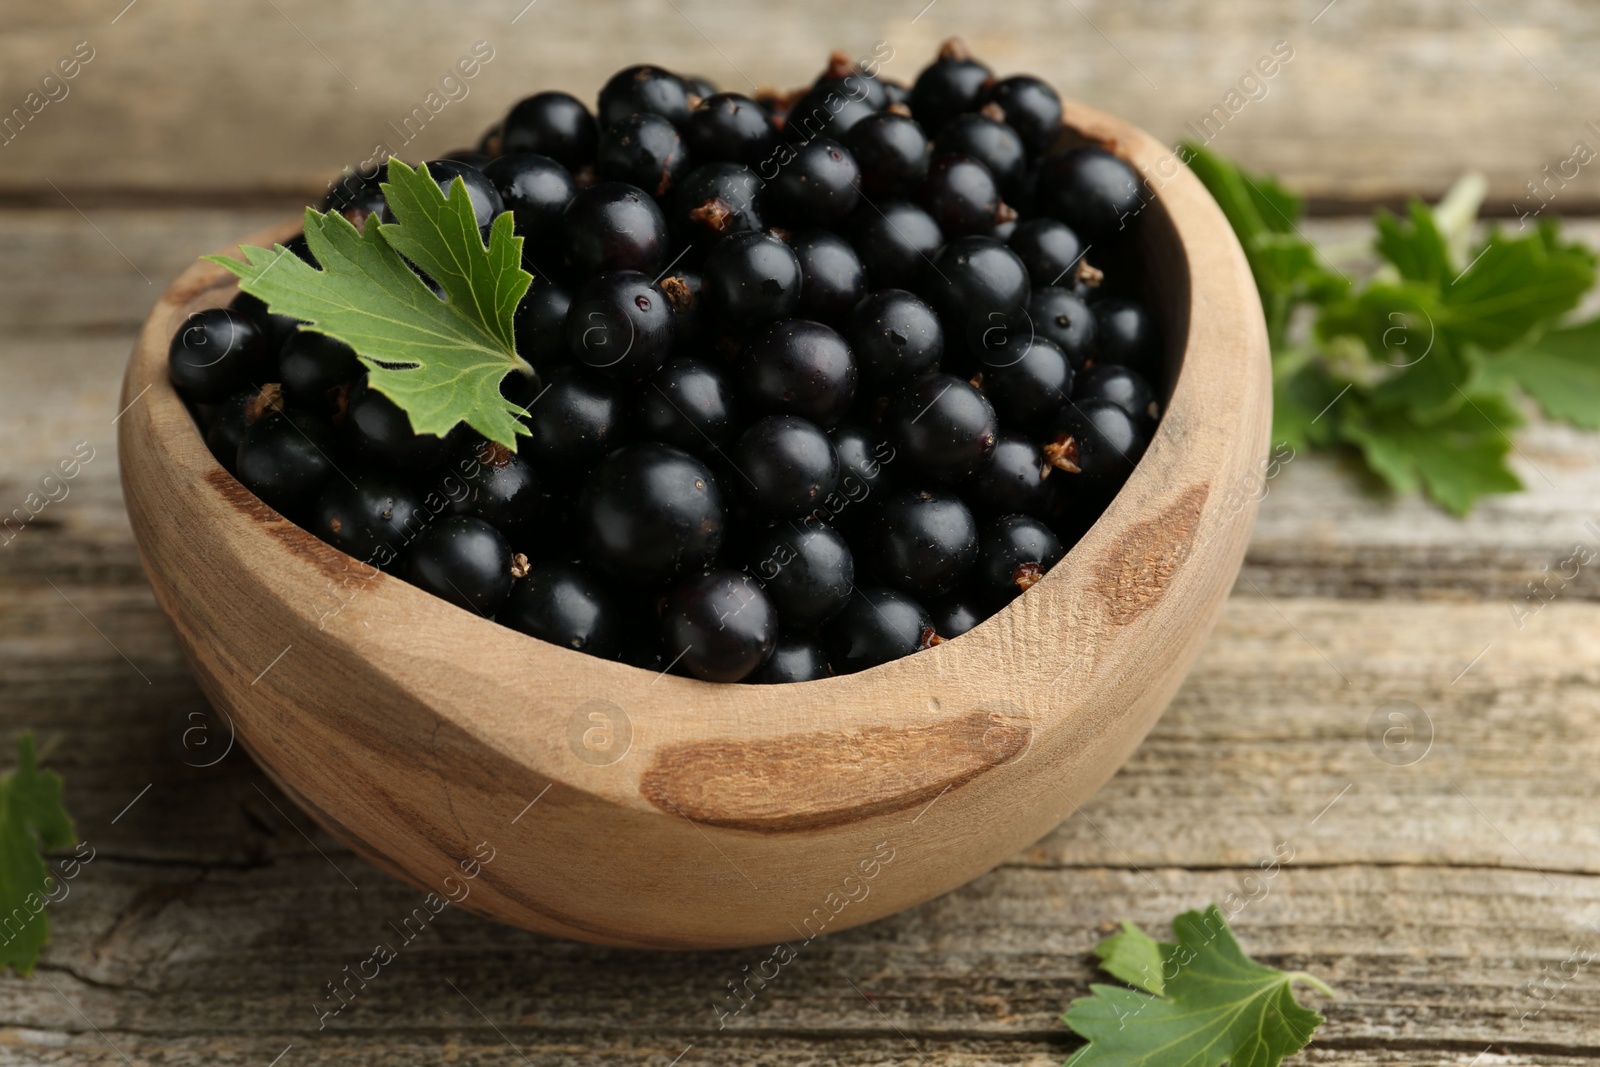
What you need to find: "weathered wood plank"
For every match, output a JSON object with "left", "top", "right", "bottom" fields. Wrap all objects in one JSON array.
[{"left": 1, "top": 0, "right": 1599, "bottom": 207}]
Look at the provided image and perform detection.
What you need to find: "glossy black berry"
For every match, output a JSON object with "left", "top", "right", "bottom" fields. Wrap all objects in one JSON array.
[
  {"left": 636, "top": 357, "right": 740, "bottom": 454},
  {"left": 909, "top": 44, "right": 993, "bottom": 134},
  {"left": 978, "top": 335, "right": 1074, "bottom": 434},
  {"left": 864, "top": 489, "right": 978, "bottom": 597},
  {"left": 790, "top": 230, "right": 866, "bottom": 323},
  {"left": 736, "top": 319, "right": 857, "bottom": 427},
  {"left": 501, "top": 91, "right": 599, "bottom": 169},
  {"left": 597, "top": 113, "right": 688, "bottom": 196},
  {"left": 451, "top": 439, "right": 541, "bottom": 543},
  {"left": 482, "top": 153, "right": 577, "bottom": 261},
  {"left": 1093, "top": 298, "right": 1162, "bottom": 379},
  {"left": 921, "top": 155, "right": 1003, "bottom": 238},
  {"left": 1046, "top": 399, "right": 1150, "bottom": 490},
  {"left": 974, "top": 514, "right": 1064, "bottom": 608},
  {"left": 168, "top": 308, "right": 273, "bottom": 404},
  {"left": 401, "top": 160, "right": 504, "bottom": 231},
  {"left": 598, "top": 65, "right": 695, "bottom": 130},
  {"left": 1035, "top": 146, "right": 1145, "bottom": 242},
  {"left": 732, "top": 415, "right": 840, "bottom": 519},
  {"left": 766, "top": 137, "right": 861, "bottom": 226},
  {"left": 502, "top": 561, "right": 626, "bottom": 658},
  {"left": 1076, "top": 363, "right": 1161, "bottom": 433},
  {"left": 702, "top": 231, "right": 803, "bottom": 325},
  {"left": 523, "top": 366, "right": 623, "bottom": 479},
  {"left": 935, "top": 114, "right": 1027, "bottom": 202},
  {"left": 1008, "top": 218, "right": 1085, "bottom": 288},
  {"left": 844, "top": 112, "right": 931, "bottom": 197},
  {"left": 683, "top": 73, "right": 718, "bottom": 99},
  {"left": 967, "top": 433, "right": 1052, "bottom": 517},
  {"left": 830, "top": 422, "right": 898, "bottom": 500},
  {"left": 579, "top": 443, "right": 724, "bottom": 584},
  {"left": 320, "top": 165, "right": 388, "bottom": 224},
  {"left": 747, "top": 636, "right": 831, "bottom": 683},
  {"left": 228, "top": 289, "right": 300, "bottom": 350},
  {"left": 846, "top": 288, "right": 944, "bottom": 389},
  {"left": 1028, "top": 286, "right": 1099, "bottom": 370},
  {"left": 984, "top": 75, "right": 1063, "bottom": 157},
  {"left": 205, "top": 386, "right": 278, "bottom": 474},
  {"left": 314, "top": 469, "right": 423, "bottom": 564},
  {"left": 403, "top": 515, "right": 513, "bottom": 616},
  {"left": 824, "top": 587, "right": 935, "bottom": 674},
  {"left": 235, "top": 409, "right": 334, "bottom": 517},
  {"left": 883, "top": 373, "right": 998, "bottom": 483},
  {"left": 783, "top": 80, "right": 878, "bottom": 142},
  {"left": 927, "top": 236, "right": 1031, "bottom": 351},
  {"left": 661, "top": 569, "right": 777, "bottom": 682},
  {"left": 750, "top": 522, "right": 854, "bottom": 630},
  {"left": 928, "top": 595, "right": 983, "bottom": 640},
  {"left": 671, "top": 162, "right": 766, "bottom": 239},
  {"left": 278, "top": 331, "right": 361, "bottom": 413},
  {"left": 344, "top": 385, "right": 450, "bottom": 470},
  {"left": 686, "top": 93, "right": 778, "bottom": 167},
  {"left": 566, "top": 270, "right": 675, "bottom": 378},
  {"left": 849, "top": 200, "right": 944, "bottom": 289},
  {"left": 513, "top": 281, "right": 573, "bottom": 367},
  {"left": 563, "top": 182, "right": 669, "bottom": 276}
]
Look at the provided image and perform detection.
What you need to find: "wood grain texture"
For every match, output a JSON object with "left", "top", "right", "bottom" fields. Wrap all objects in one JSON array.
[
  {"left": 111, "top": 99, "right": 1272, "bottom": 949},
  {"left": 3, "top": 0, "right": 1600, "bottom": 209}
]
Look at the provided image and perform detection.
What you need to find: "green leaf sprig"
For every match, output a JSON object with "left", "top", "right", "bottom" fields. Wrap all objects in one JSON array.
[
  {"left": 1063, "top": 904, "right": 1333, "bottom": 1067},
  {"left": 207, "top": 159, "right": 535, "bottom": 449},
  {"left": 1186, "top": 143, "right": 1600, "bottom": 514},
  {"left": 0, "top": 734, "right": 76, "bottom": 976}
]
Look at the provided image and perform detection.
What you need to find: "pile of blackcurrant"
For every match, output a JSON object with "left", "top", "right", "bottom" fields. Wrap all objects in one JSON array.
[{"left": 172, "top": 40, "right": 1163, "bottom": 684}]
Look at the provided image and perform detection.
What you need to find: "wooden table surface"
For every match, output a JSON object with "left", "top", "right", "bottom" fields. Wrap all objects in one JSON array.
[{"left": 5, "top": 3, "right": 1600, "bottom": 1064}]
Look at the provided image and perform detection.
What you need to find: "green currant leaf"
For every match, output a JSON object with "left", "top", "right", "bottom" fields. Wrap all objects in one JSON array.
[
  {"left": 1093, "top": 919, "right": 1169, "bottom": 996},
  {"left": 1487, "top": 318, "right": 1600, "bottom": 429},
  {"left": 0, "top": 734, "right": 76, "bottom": 976},
  {"left": 1063, "top": 905, "right": 1331, "bottom": 1067},
  {"left": 1340, "top": 394, "right": 1524, "bottom": 515},
  {"left": 206, "top": 159, "right": 534, "bottom": 449}
]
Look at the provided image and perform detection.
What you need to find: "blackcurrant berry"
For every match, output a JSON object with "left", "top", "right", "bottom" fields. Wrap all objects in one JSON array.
[
  {"left": 883, "top": 372, "right": 998, "bottom": 483},
  {"left": 235, "top": 409, "right": 335, "bottom": 517},
  {"left": 984, "top": 75, "right": 1063, "bottom": 157},
  {"left": 398, "top": 160, "right": 504, "bottom": 232},
  {"left": 523, "top": 366, "right": 624, "bottom": 480},
  {"left": 314, "top": 468, "right": 423, "bottom": 564},
  {"left": 686, "top": 93, "right": 779, "bottom": 167},
  {"left": 736, "top": 319, "right": 857, "bottom": 427},
  {"left": 344, "top": 383, "right": 451, "bottom": 470},
  {"left": 1045, "top": 399, "right": 1150, "bottom": 490},
  {"left": 928, "top": 595, "right": 983, "bottom": 640},
  {"left": 844, "top": 111, "right": 931, "bottom": 197},
  {"left": 671, "top": 162, "right": 766, "bottom": 239},
  {"left": 501, "top": 91, "right": 599, "bottom": 168},
  {"left": 1076, "top": 363, "right": 1160, "bottom": 433},
  {"left": 783, "top": 80, "right": 878, "bottom": 143},
  {"left": 1093, "top": 298, "right": 1162, "bottom": 379},
  {"left": 661, "top": 568, "right": 777, "bottom": 682},
  {"left": 1028, "top": 286, "right": 1099, "bottom": 370},
  {"left": 849, "top": 200, "right": 944, "bottom": 289},
  {"left": 205, "top": 385, "right": 280, "bottom": 474},
  {"left": 863, "top": 488, "right": 978, "bottom": 597},
  {"left": 731, "top": 415, "right": 840, "bottom": 519},
  {"left": 228, "top": 289, "right": 301, "bottom": 351},
  {"left": 579, "top": 443, "right": 724, "bottom": 584},
  {"left": 1008, "top": 217, "right": 1085, "bottom": 288},
  {"left": 513, "top": 280, "right": 573, "bottom": 367},
  {"left": 824, "top": 587, "right": 936, "bottom": 674},
  {"left": 597, "top": 113, "right": 689, "bottom": 196},
  {"left": 702, "top": 231, "right": 803, "bottom": 325},
  {"left": 974, "top": 514, "right": 1064, "bottom": 608},
  {"left": 168, "top": 308, "right": 273, "bottom": 404},
  {"left": 966, "top": 433, "right": 1052, "bottom": 517},
  {"left": 830, "top": 422, "right": 898, "bottom": 500},
  {"left": 563, "top": 182, "right": 669, "bottom": 276},
  {"left": 978, "top": 335, "right": 1074, "bottom": 434},
  {"left": 683, "top": 73, "right": 719, "bottom": 99},
  {"left": 846, "top": 288, "right": 944, "bottom": 389},
  {"left": 598, "top": 65, "right": 695, "bottom": 130},
  {"left": 403, "top": 515, "right": 514, "bottom": 616},
  {"left": 320, "top": 165, "right": 388, "bottom": 225},
  {"left": 749, "top": 521, "right": 854, "bottom": 630},
  {"left": 502, "top": 561, "right": 626, "bottom": 658},
  {"left": 766, "top": 137, "right": 861, "bottom": 226},
  {"left": 935, "top": 114, "right": 1027, "bottom": 203},
  {"left": 789, "top": 230, "right": 866, "bottom": 324},
  {"left": 747, "top": 635, "right": 831, "bottom": 683},
  {"left": 566, "top": 270, "right": 675, "bottom": 378},
  {"left": 926, "top": 236, "right": 1031, "bottom": 351},
  {"left": 921, "top": 155, "right": 1004, "bottom": 238},
  {"left": 635, "top": 356, "right": 740, "bottom": 454},
  {"left": 482, "top": 153, "right": 577, "bottom": 263},
  {"left": 1035, "top": 146, "right": 1145, "bottom": 242},
  {"left": 451, "top": 438, "right": 541, "bottom": 544},
  {"left": 278, "top": 331, "right": 361, "bottom": 413}
]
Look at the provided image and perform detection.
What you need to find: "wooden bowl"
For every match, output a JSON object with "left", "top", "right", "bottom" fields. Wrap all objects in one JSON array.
[{"left": 118, "top": 100, "right": 1269, "bottom": 949}]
